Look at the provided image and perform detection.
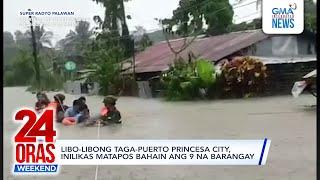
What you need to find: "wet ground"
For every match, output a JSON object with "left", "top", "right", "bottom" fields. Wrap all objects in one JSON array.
[{"left": 3, "top": 87, "right": 316, "bottom": 180}]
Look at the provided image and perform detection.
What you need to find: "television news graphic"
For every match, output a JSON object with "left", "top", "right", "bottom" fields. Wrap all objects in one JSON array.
[
  {"left": 11, "top": 109, "right": 271, "bottom": 175},
  {"left": 262, "top": 0, "right": 304, "bottom": 34},
  {"left": 13, "top": 109, "right": 58, "bottom": 174},
  {"left": 54, "top": 139, "right": 271, "bottom": 165}
]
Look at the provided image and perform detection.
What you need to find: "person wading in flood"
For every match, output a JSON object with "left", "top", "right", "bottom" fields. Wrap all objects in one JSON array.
[
  {"left": 35, "top": 92, "right": 50, "bottom": 114},
  {"left": 84, "top": 95, "right": 121, "bottom": 126},
  {"left": 48, "top": 94, "right": 69, "bottom": 123}
]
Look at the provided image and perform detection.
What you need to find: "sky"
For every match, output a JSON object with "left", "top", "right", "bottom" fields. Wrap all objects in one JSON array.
[
  {"left": 5, "top": 0, "right": 312, "bottom": 46},
  {"left": 4, "top": 0, "right": 182, "bottom": 44}
]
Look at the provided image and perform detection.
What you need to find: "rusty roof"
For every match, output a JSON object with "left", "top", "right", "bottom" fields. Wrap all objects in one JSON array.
[{"left": 127, "top": 29, "right": 270, "bottom": 74}]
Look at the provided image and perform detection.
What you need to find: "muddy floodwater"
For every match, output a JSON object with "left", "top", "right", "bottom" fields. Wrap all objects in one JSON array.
[{"left": 3, "top": 87, "right": 316, "bottom": 180}]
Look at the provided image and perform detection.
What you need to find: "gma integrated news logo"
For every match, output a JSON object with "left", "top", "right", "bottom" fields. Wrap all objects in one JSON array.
[
  {"left": 263, "top": 0, "right": 304, "bottom": 34},
  {"left": 13, "top": 109, "right": 58, "bottom": 174},
  {"left": 271, "top": 3, "right": 297, "bottom": 29}
]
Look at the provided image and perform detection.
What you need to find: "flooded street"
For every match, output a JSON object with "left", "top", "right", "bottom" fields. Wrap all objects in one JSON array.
[{"left": 3, "top": 87, "right": 316, "bottom": 180}]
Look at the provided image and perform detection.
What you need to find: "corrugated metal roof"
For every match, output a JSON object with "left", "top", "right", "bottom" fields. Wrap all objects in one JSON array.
[
  {"left": 77, "top": 69, "right": 96, "bottom": 73},
  {"left": 250, "top": 56, "right": 317, "bottom": 64},
  {"left": 128, "top": 29, "right": 269, "bottom": 73}
]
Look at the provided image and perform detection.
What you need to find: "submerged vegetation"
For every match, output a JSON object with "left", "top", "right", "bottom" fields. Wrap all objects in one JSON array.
[
  {"left": 161, "top": 57, "right": 267, "bottom": 101},
  {"left": 220, "top": 57, "right": 267, "bottom": 98},
  {"left": 161, "top": 58, "right": 217, "bottom": 101}
]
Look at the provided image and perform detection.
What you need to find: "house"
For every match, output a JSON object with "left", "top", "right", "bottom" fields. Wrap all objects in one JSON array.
[
  {"left": 123, "top": 29, "right": 316, "bottom": 96},
  {"left": 63, "top": 80, "right": 100, "bottom": 95}
]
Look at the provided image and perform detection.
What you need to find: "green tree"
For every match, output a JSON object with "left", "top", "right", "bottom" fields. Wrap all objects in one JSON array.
[
  {"left": 57, "top": 21, "right": 93, "bottom": 56},
  {"left": 33, "top": 26, "right": 53, "bottom": 49},
  {"left": 137, "top": 34, "right": 152, "bottom": 50},
  {"left": 162, "top": 0, "right": 234, "bottom": 36},
  {"left": 92, "top": 0, "right": 133, "bottom": 57},
  {"left": 84, "top": 32, "right": 124, "bottom": 95},
  {"left": 11, "top": 26, "right": 55, "bottom": 89},
  {"left": 132, "top": 26, "right": 153, "bottom": 51},
  {"left": 3, "top": 32, "right": 19, "bottom": 68},
  {"left": 161, "top": 58, "right": 217, "bottom": 101},
  {"left": 14, "top": 26, "right": 54, "bottom": 63},
  {"left": 14, "top": 30, "right": 30, "bottom": 48},
  {"left": 4, "top": 50, "right": 34, "bottom": 86},
  {"left": 304, "top": 0, "right": 316, "bottom": 33},
  {"left": 27, "top": 26, "right": 53, "bottom": 89},
  {"left": 17, "top": 26, "right": 54, "bottom": 51},
  {"left": 3, "top": 31, "right": 15, "bottom": 46},
  {"left": 228, "top": 18, "right": 262, "bottom": 32}
]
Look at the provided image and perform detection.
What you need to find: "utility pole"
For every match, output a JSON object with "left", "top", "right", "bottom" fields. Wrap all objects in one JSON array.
[
  {"left": 28, "top": 9, "right": 41, "bottom": 89},
  {"left": 132, "top": 37, "right": 136, "bottom": 80}
]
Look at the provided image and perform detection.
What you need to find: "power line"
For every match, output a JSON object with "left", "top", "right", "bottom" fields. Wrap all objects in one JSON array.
[
  {"left": 28, "top": 0, "right": 259, "bottom": 37},
  {"left": 16, "top": 0, "right": 260, "bottom": 42},
  {"left": 45, "top": 17, "right": 262, "bottom": 46},
  {"left": 233, "top": 0, "right": 258, "bottom": 8},
  {"left": 159, "top": 0, "right": 257, "bottom": 16},
  {"left": 155, "top": 0, "right": 259, "bottom": 29},
  {"left": 71, "top": 2, "right": 262, "bottom": 41},
  {"left": 25, "top": 1, "right": 262, "bottom": 47},
  {"left": 237, "top": 12, "right": 260, "bottom": 21}
]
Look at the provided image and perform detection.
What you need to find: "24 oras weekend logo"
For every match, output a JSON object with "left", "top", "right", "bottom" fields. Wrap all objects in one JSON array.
[
  {"left": 262, "top": 0, "right": 304, "bottom": 34},
  {"left": 13, "top": 108, "right": 59, "bottom": 174}
]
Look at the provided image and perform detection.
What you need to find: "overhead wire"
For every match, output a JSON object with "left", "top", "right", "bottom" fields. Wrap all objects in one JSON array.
[{"left": 25, "top": 0, "right": 261, "bottom": 45}]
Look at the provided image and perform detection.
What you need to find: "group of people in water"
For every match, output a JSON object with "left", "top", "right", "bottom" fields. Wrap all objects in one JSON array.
[{"left": 35, "top": 92, "right": 121, "bottom": 126}]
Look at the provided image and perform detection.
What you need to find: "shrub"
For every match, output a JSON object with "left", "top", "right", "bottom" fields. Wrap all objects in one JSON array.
[
  {"left": 161, "top": 58, "right": 217, "bottom": 101},
  {"left": 220, "top": 56, "right": 267, "bottom": 98}
]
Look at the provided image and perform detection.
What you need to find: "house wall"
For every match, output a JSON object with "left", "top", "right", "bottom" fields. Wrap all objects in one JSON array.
[
  {"left": 246, "top": 35, "right": 316, "bottom": 57},
  {"left": 134, "top": 33, "right": 317, "bottom": 98},
  {"left": 136, "top": 72, "right": 161, "bottom": 81},
  {"left": 252, "top": 37, "right": 273, "bottom": 56},
  {"left": 297, "top": 36, "right": 316, "bottom": 54},
  {"left": 136, "top": 72, "right": 162, "bottom": 97},
  {"left": 135, "top": 62, "right": 316, "bottom": 98},
  {"left": 265, "top": 61, "right": 316, "bottom": 95}
]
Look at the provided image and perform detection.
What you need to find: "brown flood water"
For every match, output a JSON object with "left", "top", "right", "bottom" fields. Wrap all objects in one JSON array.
[{"left": 3, "top": 87, "right": 316, "bottom": 180}]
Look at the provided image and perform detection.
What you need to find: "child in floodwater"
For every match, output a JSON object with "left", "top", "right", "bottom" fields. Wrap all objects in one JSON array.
[
  {"left": 84, "top": 95, "right": 121, "bottom": 126},
  {"left": 35, "top": 92, "right": 50, "bottom": 113}
]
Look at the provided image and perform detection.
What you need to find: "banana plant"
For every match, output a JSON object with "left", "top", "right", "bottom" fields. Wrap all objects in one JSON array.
[
  {"left": 196, "top": 59, "right": 216, "bottom": 87},
  {"left": 161, "top": 58, "right": 217, "bottom": 100}
]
